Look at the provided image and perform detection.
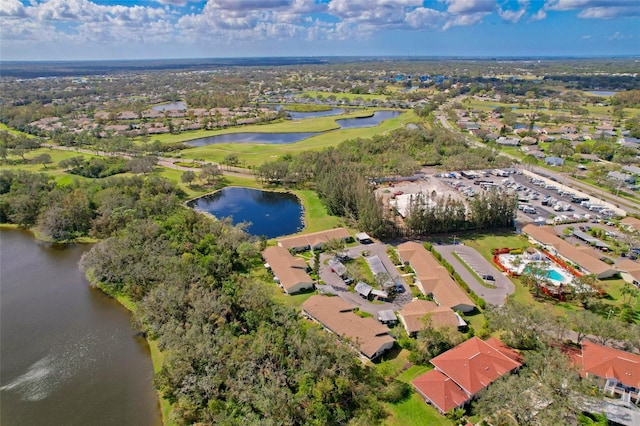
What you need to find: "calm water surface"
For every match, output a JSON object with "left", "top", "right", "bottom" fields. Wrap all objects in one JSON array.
[
  {"left": 185, "top": 110, "right": 402, "bottom": 146},
  {"left": 335, "top": 110, "right": 402, "bottom": 128},
  {"left": 185, "top": 132, "right": 319, "bottom": 147},
  {"left": 188, "top": 187, "right": 304, "bottom": 238},
  {"left": 0, "top": 230, "right": 161, "bottom": 426},
  {"left": 151, "top": 101, "right": 187, "bottom": 111},
  {"left": 586, "top": 91, "right": 618, "bottom": 97}
]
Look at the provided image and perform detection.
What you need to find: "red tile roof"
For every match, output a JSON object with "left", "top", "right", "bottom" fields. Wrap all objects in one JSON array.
[
  {"left": 278, "top": 228, "right": 351, "bottom": 251},
  {"left": 430, "top": 337, "right": 522, "bottom": 395},
  {"left": 573, "top": 342, "right": 640, "bottom": 389},
  {"left": 412, "top": 369, "right": 470, "bottom": 413}
]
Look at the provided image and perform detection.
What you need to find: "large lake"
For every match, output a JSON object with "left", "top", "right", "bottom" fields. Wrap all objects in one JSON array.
[
  {"left": 188, "top": 187, "right": 304, "bottom": 238},
  {"left": 0, "top": 230, "right": 161, "bottom": 426},
  {"left": 185, "top": 110, "right": 403, "bottom": 146}
]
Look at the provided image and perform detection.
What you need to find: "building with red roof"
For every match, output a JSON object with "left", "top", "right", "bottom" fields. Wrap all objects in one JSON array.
[
  {"left": 570, "top": 342, "right": 640, "bottom": 405},
  {"left": 412, "top": 337, "right": 522, "bottom": 414}
]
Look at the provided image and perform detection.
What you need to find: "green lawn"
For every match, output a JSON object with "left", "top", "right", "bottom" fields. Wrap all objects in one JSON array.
[
  {"left": 294, "top": 189, "right": 342, "bottom": 233},
  {"left": 173, "top": 110, "right": 417, "bottom": 167},
  {"left": 0, "top": 123, "right": 36, "bottom": 138},
  {"left": 385, "top": 365, "right": 452, "bottom": 426},
  {"left": 300, "top": 91, "right": 389, "bottom": 102},
  {"left": 150, "top": 108, "right": 387, "bottom": 144},
  {"left": 1, "top": 148, "right": 102, "bottom": 184}
]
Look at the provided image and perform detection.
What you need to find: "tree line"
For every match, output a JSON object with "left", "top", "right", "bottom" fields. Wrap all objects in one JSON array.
[
  {"left": 1, "top": 171, "right": 400, "bottom": 424},
  {"left": 254, "top": 127, "right": 517, "bottom": 239}
]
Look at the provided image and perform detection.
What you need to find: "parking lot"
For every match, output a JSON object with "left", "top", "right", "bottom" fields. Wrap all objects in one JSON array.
[
  {"left": 429, "top": 168, "right": 618, "bottom": 224},
  {"left": 433, "top": 244, "right": 515, "bottom": 306}
]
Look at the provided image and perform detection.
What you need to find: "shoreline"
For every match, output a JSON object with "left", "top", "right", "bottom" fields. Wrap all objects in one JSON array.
[{"left": 90, "top": 279, "right": 171, "bottom": 425}]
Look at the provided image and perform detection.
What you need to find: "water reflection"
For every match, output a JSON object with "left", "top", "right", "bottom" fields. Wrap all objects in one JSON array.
[{"left": 188, "top": 187, "right": 304, "bottom": 238}]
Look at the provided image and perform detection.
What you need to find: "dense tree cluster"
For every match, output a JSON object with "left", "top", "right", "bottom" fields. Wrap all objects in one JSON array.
[
  {"left": 254, "top": 127, "right": 517, "bottom": 239},
  {"left": 474, "top": 301, "right": 640, "bottom": 423},
  {"left": 59, "top": 156, "right": 128, "bottom": 178},
  {"left": 0, "top": 171, "right": 184, "bottom": 241},
  {"left": 80, "top": 210, "right": 390, "bottom": 424},
  {"left": 1, "top": 171, "right": 393, "bottom": 424},
  {"left": 612, "top": 89, "right": 640, "bottom": 108}
]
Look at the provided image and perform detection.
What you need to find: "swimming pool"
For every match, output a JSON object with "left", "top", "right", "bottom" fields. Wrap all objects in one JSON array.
[{"left": 524, "top": 265, "right": 567, "bottom": 282}]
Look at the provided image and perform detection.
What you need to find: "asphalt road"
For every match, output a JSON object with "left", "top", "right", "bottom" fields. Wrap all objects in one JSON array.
[
  {"left": 432, "top": 243, "right": 514, "bottom": 306},
  {"left": 435, "top": 105, "right": 640, "bottom": 216},
  {"left": 317, "top": 242, "right": 414, "bottom": 317}
]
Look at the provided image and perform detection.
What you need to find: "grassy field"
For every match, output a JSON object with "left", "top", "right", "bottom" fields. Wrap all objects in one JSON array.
[
  {"left": 150, "top": 108, "right": 385, "bottom": 144},
  {"left": 178, "top": 110, "right": 418, "bottom": 167},
  {"left": 1, "top": 148, "right": 102, "bottom": 184},
  {"left": 0, "top": 123, "right": 36, "bottom": 138},
  {"left": 384, "top": 364, "right": 452, "bottom": 426},
  {"left": 300, "top": 91, "right": 389, "bottom": 102}
]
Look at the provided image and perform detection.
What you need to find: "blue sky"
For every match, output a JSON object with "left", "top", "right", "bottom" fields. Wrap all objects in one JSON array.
[{"left": 1, "top": 0, "right": 639, "bottom": 60}]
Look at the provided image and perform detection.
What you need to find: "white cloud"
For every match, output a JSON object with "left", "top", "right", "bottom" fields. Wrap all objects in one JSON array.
[
  {"left": 544, "top": 0, "right": 640, "bottom": 18},
  {"left": 405, "top": 7, "right": 446, "bottom": 29},
  {"left": 443, "top": 11, "right": 487, "bottom": 29},
  {"left": 446, "top": 0, "right": 495, "bottom": 15},
  {"left": 581, "top": 34, "right": 591, "bottom": 39},
  {"left": 609, "top": 31, "right": 623, "bottom": 40},
  {"left": 154, "top": 0, "right": 199, "bottom": 6},
  {"left": 498, "top": 0, "right": 529, "bottom": 23},
  {"left": 530, "top": 8, "right": 546, "bottom": 20},
  {"left": 0, "top": 0, "right": 27, "bottom": 17}
]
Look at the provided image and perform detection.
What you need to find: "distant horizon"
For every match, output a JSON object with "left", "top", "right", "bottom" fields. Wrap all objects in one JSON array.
[
  {"left": 2, "top": 53, "right": 640, "bottom": 64},
  {"left": 1, "top": 1, "right": 639, "bottom": 61}
]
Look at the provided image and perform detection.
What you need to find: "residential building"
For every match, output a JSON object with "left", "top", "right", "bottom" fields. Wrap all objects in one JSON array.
[
  {"left": 397, "top": 242, "right": 475, "bottom": 313},
  {"left": 398, "top": 299, "right": 467, "bottom": 337},
  {"left": 496, "top": 136, "right": 520, "bottom": 146},
  {"left": 617, "top": 259, "right": 640, "bottom": 287},
  {"left": 545, "top": 156, "right": 565, "bottom": 167},
  {"left": 569, "top": 342, "right": 640, "bottom": 405},
  {"left": 301, "top": 295, "right": 395, "bottom": 360},
  {"left": 522, "top": 224, "right": 617, "bottom": 279},
  {"left": 620, "top": 217, "right": 640, "bottom": 234},
  {"left": 607, "top": 171, "right": 636, "bottom": 184},
  {"left": 262, "top": 246, "right": 314, "bottom": 294},
  {"left": 278, "top": 227, "right": 351, "bottom": 252},
  {"left": 412, "top": 337, "right": 522, "bottom": 414}
]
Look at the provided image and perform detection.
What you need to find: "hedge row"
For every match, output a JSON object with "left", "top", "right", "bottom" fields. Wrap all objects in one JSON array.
[{"left": 424, "top": 242, "right": 487, "bottom": 310}]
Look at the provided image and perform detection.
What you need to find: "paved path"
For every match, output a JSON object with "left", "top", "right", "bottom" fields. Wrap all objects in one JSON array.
[
  {"left": 432, "top": 244, "right": 514, "bottom": 306},
  {"left": 435, "top": 103, "right": 640, "bottom": 215},
  {"left": 317, "top": 242, "right": 414, "bottom": 317},
  {"left": 42, "top": 144, "right": 256, "bottom": 179}
]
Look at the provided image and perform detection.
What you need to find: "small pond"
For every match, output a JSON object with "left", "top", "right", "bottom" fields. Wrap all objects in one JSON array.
[
  {"left": 335, "top": 110, "right": 402, "bottom": 128},
  {"left": 185, "top": 110, "right": 402, "bottom": 146},
  {"left": 586, "top": 91, "right": 618, "bottom": 97},
  {"left": 185, "top": 132, "right": 320, "bottom": 147},
  {"left": 187, "top": 187, "right": 304, "bottom": 238},
  {"left": 151, "top": 101, "right": 187, "bottom": 111},
  {"left": 282, "top": 107, "right": 345, "bottom": 119}
]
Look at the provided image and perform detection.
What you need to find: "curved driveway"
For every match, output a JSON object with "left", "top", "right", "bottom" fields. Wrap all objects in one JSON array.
[{"left": 432, "top": 244, "right": 514, "bottom": 306}]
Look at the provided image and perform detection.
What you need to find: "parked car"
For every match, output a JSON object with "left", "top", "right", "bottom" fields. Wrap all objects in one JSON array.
[
  {"left": 343, "top": 277, "right": 354, "bottom": 285},
  {"left": 481, "top": 274, "right": 495, "bottom": 281}
]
